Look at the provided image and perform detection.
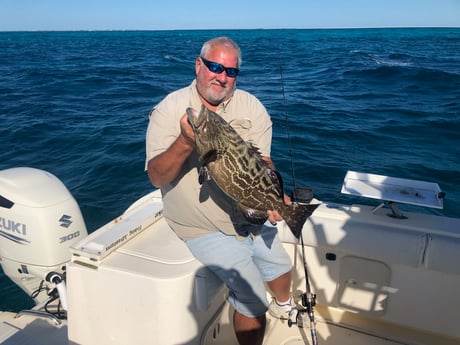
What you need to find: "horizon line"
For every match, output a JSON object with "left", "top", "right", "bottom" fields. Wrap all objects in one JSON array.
[{"left": 1, "top": 26, "right": 459, "bottom": 33}]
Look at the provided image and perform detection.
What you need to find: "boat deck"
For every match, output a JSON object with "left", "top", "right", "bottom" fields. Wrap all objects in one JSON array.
[
  {"left": 0, "top": 311, "right": 67, "bottom": 345},
  {"left": 2, "top": 189, "right": 460, "bottom": 345},
  {"left": 2, "top": 297, "right": 459, "bottom": 345},
  {"left": 201, "top": 302, "right": 459, "bottom": 345}
]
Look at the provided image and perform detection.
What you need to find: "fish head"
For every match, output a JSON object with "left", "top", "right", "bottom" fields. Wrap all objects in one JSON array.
[
  {"left": 186, "top": 106, "right": 207, "bottom": 132},
  {"left": 186, "top": 105, "right": 226, "bottom": 156}
]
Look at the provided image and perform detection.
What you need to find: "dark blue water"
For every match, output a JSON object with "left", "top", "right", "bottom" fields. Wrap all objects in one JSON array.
[{"left": 1, "top": 28, "right": 459, "bottom": 311}]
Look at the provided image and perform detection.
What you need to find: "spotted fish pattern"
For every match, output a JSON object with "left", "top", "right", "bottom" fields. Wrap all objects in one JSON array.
[{"left": 187, "top": 105, "right": 319, "bottom": 239}]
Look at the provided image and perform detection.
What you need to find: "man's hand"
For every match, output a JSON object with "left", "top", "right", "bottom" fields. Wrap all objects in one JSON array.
[
  {"left": 179, "top": 113, "right": 196, "bottom": 148},
  {"left": 147, "top": 113, "right": 196, "bottom": 188},
  {"left": 267, "top": 194, "right": 292, "bottom": 225}
]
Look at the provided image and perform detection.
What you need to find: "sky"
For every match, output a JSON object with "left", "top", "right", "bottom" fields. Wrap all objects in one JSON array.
[{"left": 1, "top": 0, "right": 459, "bottom": 31}]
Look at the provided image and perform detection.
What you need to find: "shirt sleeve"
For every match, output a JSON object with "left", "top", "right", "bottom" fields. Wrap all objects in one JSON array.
[{"left": 145, "top": 90, "right": 188, "bottom": 170}]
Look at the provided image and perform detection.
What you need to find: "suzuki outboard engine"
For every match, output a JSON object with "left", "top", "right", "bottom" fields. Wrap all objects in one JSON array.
[{"left": 0, "top": 167, "right": 87, "bottom": 306}]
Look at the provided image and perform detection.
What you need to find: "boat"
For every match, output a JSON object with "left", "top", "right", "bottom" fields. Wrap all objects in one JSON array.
[{"left": 1, "top": 167, "right": 459, "bottom": 345}]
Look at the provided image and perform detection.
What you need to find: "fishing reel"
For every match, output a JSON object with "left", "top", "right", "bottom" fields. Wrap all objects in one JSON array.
[
  {"left": 291, "top": 187, "right": 314, "bottom": 204},
  {"left": 288, "top": 292, "right": 317, "bottom": 328},
  {"left": 288, "top": 292, "right": 319, "bottom": 345}
]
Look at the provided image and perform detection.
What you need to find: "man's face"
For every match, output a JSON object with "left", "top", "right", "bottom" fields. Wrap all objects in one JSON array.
[{"left": 195, "top": 46, "right": 239, "bottom": 107}]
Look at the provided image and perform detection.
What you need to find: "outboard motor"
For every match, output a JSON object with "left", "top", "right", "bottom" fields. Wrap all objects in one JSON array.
[{"left": 0, "top": 167, "right": 87, "bottom": 306}]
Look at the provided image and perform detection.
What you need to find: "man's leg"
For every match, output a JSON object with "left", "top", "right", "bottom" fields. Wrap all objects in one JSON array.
[
  {"left": 186, "top": 232, "right": 270, "bottom": 345},
  {"left": 233, "top": 311, "right": 266, "bottom": 345},
  {"left": 267, "top": 270, "right": 292, "bottom": 303},
  {"left": 252, "top": 226, "right": 295, "bottom": 319}
]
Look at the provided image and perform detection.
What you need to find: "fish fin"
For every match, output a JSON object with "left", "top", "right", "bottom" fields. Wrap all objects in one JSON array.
[
  {"left": 247, "top": 143, "right": 263, "bottom": 157},
  {"left": 200, "top": 149, "right": 219, "bottom": 165},
  {"left": 198, "top": 166, "right": 211, "bottom": 185},
  {"left": 239, "top": 204, "right": 268, "bottom": 225},
  {"left": 283, "top": 203, "right": 320, "bottom": 239},
  {"left": 266, "top": 169, "right": 285, "bottom": 200},
  {"left": 267, "top": 166, "right": 284, "bottom": 199}
]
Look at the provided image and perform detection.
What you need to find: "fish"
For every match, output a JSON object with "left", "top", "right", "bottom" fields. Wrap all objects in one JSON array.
[{"left": 186, "top": 105, "right": 320, "bottom": 239}]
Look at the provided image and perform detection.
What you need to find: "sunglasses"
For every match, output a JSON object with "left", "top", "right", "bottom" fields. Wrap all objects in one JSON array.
[{"left": 200, "top": 57, "right": 240, "bottom": 78}]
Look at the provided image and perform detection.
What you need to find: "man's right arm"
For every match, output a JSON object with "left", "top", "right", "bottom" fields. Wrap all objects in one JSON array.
[{"left": 147, "top": 114, "right": 195, "bottom": 188}]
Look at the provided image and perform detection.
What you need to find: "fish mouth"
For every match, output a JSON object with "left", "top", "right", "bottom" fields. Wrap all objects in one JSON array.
[
  {"left": 186, "top": 107, "right": 206, "bottom": 130},
  {"left": 186, "top": 107, "right": 197, "bottom": 130}
]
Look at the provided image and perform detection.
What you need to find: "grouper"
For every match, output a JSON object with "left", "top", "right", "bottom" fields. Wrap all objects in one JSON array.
[{"left": 186, "top": 105, "right": 319, "bottom": 239}]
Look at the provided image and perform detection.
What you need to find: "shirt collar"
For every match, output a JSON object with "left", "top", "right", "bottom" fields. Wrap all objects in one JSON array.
[{"left": 190, "top": 79, "right": 234, "bottom": 114}]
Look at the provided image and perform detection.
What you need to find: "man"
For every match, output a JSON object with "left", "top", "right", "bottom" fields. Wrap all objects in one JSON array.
[{"left": 146, "top": 37, "right": 295, "bottom": 345}]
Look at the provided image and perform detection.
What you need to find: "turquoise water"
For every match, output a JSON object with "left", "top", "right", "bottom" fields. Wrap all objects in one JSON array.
[{"left": 1, "top": 28, "right": 459, "bottom": 311}]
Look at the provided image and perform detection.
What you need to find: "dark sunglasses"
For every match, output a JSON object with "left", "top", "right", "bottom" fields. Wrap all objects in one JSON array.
[{"left": 200, "top": 57, "right": 239, "bottom": 78}]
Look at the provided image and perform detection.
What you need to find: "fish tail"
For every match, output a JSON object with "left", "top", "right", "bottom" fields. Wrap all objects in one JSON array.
[{"left": 283, "top": 203, "right": 320, "bottom": 239}]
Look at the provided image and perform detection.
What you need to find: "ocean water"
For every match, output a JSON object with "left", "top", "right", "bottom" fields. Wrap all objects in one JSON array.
[{"left": 0, "top": 28, "right": 459, "bottom": 311}]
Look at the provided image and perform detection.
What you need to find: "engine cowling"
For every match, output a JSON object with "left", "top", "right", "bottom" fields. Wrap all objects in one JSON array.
[{"left": 0, "top": 167, "right": 87, "bottom": 303}]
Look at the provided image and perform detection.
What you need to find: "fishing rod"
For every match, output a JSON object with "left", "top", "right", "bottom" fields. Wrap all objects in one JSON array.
[
  {"left": 278, "top": 62, "right": 297, "bottom": 192},
  {"left": 278, "top": 57, "right": 314, "bottom": 205},
  {"left": 278, "top": 50, "right": 319, "bottom": 345},
  {"left": 294, "top": 235, "right": 319, "bottom": 345}
]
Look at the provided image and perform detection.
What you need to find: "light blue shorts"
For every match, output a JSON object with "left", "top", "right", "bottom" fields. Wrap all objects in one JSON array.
[{"left": 185, "top": 226, "right": 292, "bottom": 317}]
